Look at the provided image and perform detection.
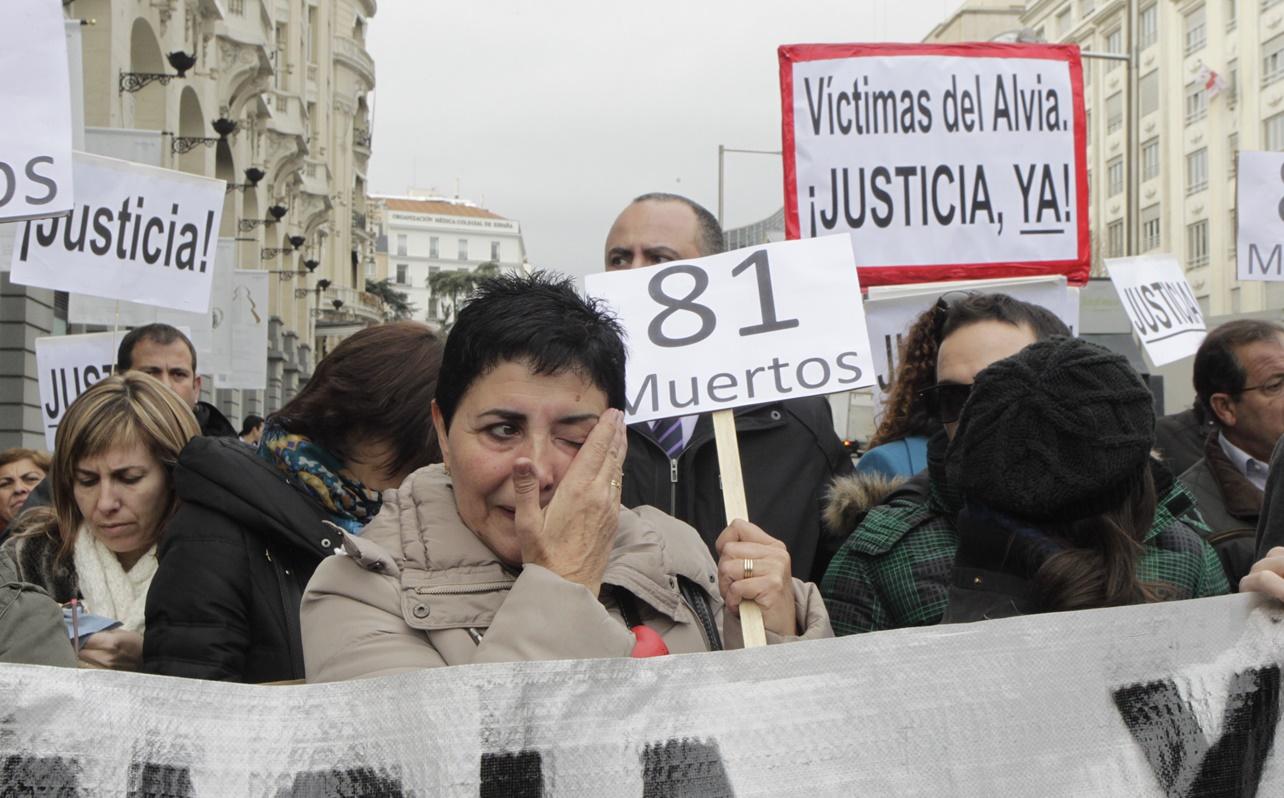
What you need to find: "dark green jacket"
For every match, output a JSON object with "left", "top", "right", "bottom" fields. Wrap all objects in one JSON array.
[
  {"left": 821, "top": 436, "right": 1230, "bottom": 636},
  {"left": 0, "top": 547, "right": 77, "bottom": 667}
]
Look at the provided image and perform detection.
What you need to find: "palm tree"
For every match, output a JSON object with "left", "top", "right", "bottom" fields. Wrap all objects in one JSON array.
[{"left": 428, "top": 261, "right": 502, "bottom": 329}]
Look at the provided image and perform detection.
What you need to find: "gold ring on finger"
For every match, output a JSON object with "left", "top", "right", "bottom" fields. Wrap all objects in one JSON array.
[
  {"left": 609, "top": 478, "right": 622, "bottom": 490},
  {"left": 743, "top": 558, "right": 755, "bottom": 579}
]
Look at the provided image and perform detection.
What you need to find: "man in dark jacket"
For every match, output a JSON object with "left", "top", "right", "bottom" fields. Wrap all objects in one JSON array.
[
  {"left": 603, "top": 193, "right": 853, "bottom": 582},
  {"left": 116, "top": 323, "right": 236, "bottom": 438},
  {"left": 143, "top": 436, "right": 335, "bottom": 682},
  {"left": 1178, "top": 320, "right": 1284, "bottom": 585},
  {"left": 1154, "top": 405, "right": 1216, "bottom": 475},
  {"left": 1256, "top": 436, "right": 1284, "bottom": 557}
]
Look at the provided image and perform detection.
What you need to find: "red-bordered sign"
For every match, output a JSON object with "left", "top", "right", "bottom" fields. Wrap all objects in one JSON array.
[{"left": 779, "top": 43, "right": 1089, "bottom": 287}]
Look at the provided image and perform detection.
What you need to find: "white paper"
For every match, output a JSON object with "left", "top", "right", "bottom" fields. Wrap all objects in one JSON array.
[
  {"left": 35, "top": 332, "right": 120, "bottom": 450},
  {"left": 1236, "top": 150, "right": 1284, "bottom": 282},
  {"left": 213, "top": 270, "right": 269, "bottom": 389},
  {"left": 587, "top": 236, "right": 875, "bottom": 424},
  {"left": 1106, "top": 254, "right": 1206, "bottom": 366},
  {"left": 0, "top": 0, "right": 74, "bottom": 223},
  {"left": 786, "top": 48, "right": 1085, "bottom": 275},
  {"left": 10, "top": 151, "right": 225, "bottom": 312}
]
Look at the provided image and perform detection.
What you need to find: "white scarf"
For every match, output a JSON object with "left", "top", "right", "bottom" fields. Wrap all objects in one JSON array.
[{"left": 72, "top": 523, "right": 157, "bottom": 633}]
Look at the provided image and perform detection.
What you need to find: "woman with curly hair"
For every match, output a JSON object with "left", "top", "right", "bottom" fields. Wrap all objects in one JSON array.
[{"left": 856, "top": 303, "right": 942, "bottom": 479}]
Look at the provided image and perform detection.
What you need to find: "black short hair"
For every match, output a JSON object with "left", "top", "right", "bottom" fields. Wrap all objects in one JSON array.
[
  {"left": 1193, "top": 319, "right": 1284, "bottom": 422},
  {"left": 938, "top": 292, "right": 1071, "bottom": 344},
  {"left": 632, "top": 192, "right": 725, "bottom": 257},
  {"left": 116, "top": 323, "right": 198, "bottom": 373},
  {"left": 435, "top": 271, "right": 626, "bottom": 429},
  {"left": 239, "top": 414, "right": 264, "bottom": 437}
]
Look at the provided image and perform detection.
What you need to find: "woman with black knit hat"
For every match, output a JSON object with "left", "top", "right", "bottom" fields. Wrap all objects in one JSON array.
[{"left": 940, "top": 336, "right": 1224, "bottom": 621}]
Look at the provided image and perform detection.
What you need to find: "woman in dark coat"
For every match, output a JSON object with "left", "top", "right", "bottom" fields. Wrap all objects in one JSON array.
[{"left": 142, "top": 322, "right": 443, "bottom": 682}]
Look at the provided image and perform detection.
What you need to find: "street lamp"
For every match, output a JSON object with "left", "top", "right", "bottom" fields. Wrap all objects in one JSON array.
[{"left": 716, "top": 145, "right": 782, "bottom": 228}]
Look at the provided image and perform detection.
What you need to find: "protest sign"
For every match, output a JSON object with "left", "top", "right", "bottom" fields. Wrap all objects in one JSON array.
[
  {"left": 1106, "top": 255, "right": 1206, "bottom": 367},
  {"left": 10, "top": 151, "right": 224, "bottom": 313},
  {"left": 1237, "top": 150, "right": 1284, "bottom": 282},
  {"left": 585, "top": 236, "right": 875, "bottom": 425},
  {"left": 864, "top": 276, "right": 1078, "bottom": 408},
  {"left": 213, "top": 270, "right": 269, "bottom": 389},
  {"left": 2, "top": 594, "right": 1280, "bottom": 795},
  {"left": 0, "top": 0, "right": 74, "bottom": 223},
  {"left": 35, "top": 332, "right": 118, "bottom": 450},
  {"left": 67, "top": 293, "right": 213, "bottom": 367},
  {"left": 779, "top": 43, "right": 1089, "bottom": 288}
]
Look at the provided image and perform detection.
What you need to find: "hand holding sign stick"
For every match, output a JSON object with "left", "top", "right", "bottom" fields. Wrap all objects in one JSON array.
[{"left": 712, "top": 410, "right": 768, "bottom": 647}]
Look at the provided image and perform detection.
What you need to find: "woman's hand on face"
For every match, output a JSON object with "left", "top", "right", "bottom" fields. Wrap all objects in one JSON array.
[
  {"left": 512, "top": 408, "right": 627, "bottom": 596},
  {"left": 1240, "top": 547, "right": 1284, "bottom": 601},
  {"left": 77, "top": 628, "right": 143, "bottom": 671},
  {"left": 716, "top": 520, "right": 797, "bottom": 638}
]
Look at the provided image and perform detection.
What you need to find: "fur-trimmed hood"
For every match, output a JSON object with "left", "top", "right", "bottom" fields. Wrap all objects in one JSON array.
[{"left": 824, "top": 472, "right": 909, "bottom": 536}]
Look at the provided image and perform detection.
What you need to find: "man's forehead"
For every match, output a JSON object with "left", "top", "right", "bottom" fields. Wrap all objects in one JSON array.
[
  {"left": 608, "top": 200, "right": 702, "bottom": 252},
  {"left": 131, "top": 338, "right": 194, "bottom": 369}
]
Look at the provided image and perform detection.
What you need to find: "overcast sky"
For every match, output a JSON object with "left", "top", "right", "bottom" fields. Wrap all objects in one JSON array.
[{"left": 366, "top": 1, "right": 963, "bottom": 282}]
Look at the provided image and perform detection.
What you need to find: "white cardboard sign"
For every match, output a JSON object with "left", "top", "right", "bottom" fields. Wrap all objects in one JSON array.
[
  {"left": 780, "top": 43, "right": 1089, "bottom": 287},
  {"left": 10, "top": 151, "right": 224, "bottom": 313},
  {"left": 864, "top": 275, "right": 1078, "bottom": 409},
  {"left": 1237, "top": 150, "right": 1284, "bottom": 282},
  {"left": 213, "top": 270, "right": 270, "bottom": 389},
  {"left": 586, "top": 236, "right": 875, "bottom": 424},
  {"left": 1, "top": 594, "right": 1281, "bottom": 795},
  {"left": 1106, "top": 254, "right": 1206, "bottom": 366},
  {"left": 35, "top": 332, "right": 119, "bottom": 450},
  {"left": 67, "top": 293, "right": 213, "bottom": 368},
  {"left": 0, "top": 0, "right": 74, "bottom": 223}
]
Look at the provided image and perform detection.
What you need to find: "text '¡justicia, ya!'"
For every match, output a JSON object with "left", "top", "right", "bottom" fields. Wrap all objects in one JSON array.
[{"left": 16, "top": 197, "right": 216, "bottom": 273}]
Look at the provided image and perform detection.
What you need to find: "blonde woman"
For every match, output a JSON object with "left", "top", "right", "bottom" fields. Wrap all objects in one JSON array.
[{"left": 2, "top": 373, "right": 198, "bottom": 670}]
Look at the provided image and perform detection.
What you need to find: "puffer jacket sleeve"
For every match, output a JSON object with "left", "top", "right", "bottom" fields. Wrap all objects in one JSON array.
[
  {"left": 301, "top": 554, "right": 448, "bottom": 682},
  {"left": 0, "top": 547, "right": 77, "bottom": 667},
  {"left": 143, "top": 504, "right": 252, "bottom": 680},
  {"left": 471, "top": 564, "right": 635, "bottom": 663}
]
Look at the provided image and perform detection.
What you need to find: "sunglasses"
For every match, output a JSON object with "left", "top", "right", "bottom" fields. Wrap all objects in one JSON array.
[{"left": 918, "top": 382, "right": 973, "bottom": 424}]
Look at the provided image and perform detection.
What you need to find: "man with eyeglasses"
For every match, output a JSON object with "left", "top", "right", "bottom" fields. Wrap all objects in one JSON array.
[
  {"left": 1178, "top": 320, "right": 1284, "bottom": 585},
  {"left": 820, "top": 293, "right": 1228, "bottom": 635}
]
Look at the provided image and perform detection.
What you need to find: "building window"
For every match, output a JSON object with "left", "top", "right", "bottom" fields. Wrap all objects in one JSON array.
[
  {"left": 1185, "top": 82, "right": 1207, "bottom": 124},
  {"left": 1141, "top": 205, "right": 1161, "bottom": 251},
  {"left": 1186, "top": 220, "right": 1209, "bottom": 269},
  {"left": 490, "top": 241, "right": 500, "bottom": 262},
  {"left": 1138, "top": 71, "right": 1159, "bottom": 116},
  {"left": 1227, "top": 0, "right": 1237, "bottom": 30},
  {"left": 429, "top": 236, "right": 439, "bottom": 258},
  {"left": 229, "top": 0, "right": 245, "bottom": 13},
  {"left": 1108, "top": 220, "right": 1125, "bottom": 258},
  {"left": 396, "top": 234, "right": 407, "bottom": 256},
  {"left": 1229, "top": 208, "right": 1238, "bottom": 258},
  {"left": 1229, "top": 132, "right": 1239, "bottom": 177},
  {"left": 1265, "top": 35, "right": 1284, "bottom": 86},
  {"left": 429, "top": 297, "right": 439, "bottom": 319},
  {"left": 1105, "top": 28, "right": 1122, "bottom": 71},
  {"left": 396, "top": 263, "right": 408, "bottom": 284},
  {"left": 1085, "top": 110, "right": 1092, "bottom": 144},
  {"left": 1056, "top": 6, "right": 1072, "bottom": 37},
  {"left": 1267, "top": 112, "right": 1284, "bottom": 150},
  {"left": 1107, "top": 157, "right": 1124, "bottom": 196},
  {"left": 1184, "top": 6, "right": 1206, "bottom": 55},
  {"left": 1142, "top": 138, "right": 1160, "bottom": 181},
  {"left": 1227, "top": 59, "right": 1238, "bottom": 107},
  {"left": 458, "top": 239, "right": 468, "bottom": 261},
  {"left": 274, "top": 24, "right": 288, "bottom": 90},
  {"left": 1106, "top": 92, "right": 1123, "bottom": 133},
  {"left": 1139, "top": 4, "right": 1158, "bottom": 49},
  {"left": 1186, "top": 148, "right": 1208, "bottom": 194}
]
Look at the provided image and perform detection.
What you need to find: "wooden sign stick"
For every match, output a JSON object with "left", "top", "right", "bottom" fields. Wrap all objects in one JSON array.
[{"left": 712, "top": 409, "right": 768, "bottom": 648}]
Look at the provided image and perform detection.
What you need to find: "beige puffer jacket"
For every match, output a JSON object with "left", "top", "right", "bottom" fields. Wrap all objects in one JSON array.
[{"left": 301, "top": 465, "right": 832, "bottom": 682}]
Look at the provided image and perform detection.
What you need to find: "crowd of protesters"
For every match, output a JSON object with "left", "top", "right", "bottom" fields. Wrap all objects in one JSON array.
[{"left": 2, "top": 193, "right": 1283, "bottom": 681}]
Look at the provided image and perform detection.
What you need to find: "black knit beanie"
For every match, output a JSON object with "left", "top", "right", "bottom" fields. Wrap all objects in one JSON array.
[{"left": 947, "top": 336, "right": 1156, "bottom": 523}]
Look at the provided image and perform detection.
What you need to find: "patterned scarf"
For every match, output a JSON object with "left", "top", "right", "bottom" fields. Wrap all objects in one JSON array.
[{"left": 258, "top": 420, "right": 382, "bottom": 535}]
